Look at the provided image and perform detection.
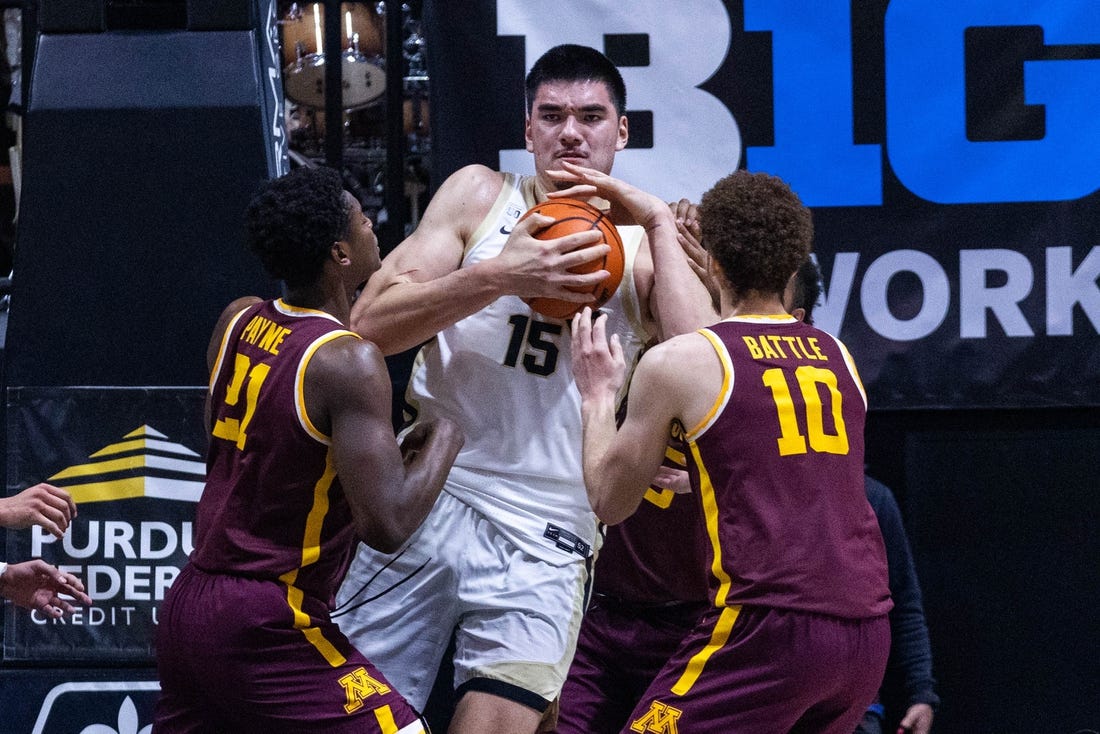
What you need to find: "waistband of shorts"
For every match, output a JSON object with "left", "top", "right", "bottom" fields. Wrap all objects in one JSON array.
[{"left": 592, "top": 592, "right": 711, "bottom": 619}]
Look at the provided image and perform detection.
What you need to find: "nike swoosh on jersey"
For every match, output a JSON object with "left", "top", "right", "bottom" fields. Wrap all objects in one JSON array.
[{"left": 500, "top": 226, "right": 513, "bottom": 235}]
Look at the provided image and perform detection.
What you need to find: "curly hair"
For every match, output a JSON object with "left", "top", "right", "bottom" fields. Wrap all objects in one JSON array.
[
  {"left": 525, "top": 44, "right": 626, "bottom": 116},
  {"left": 244, "top": 166, "right": 348, "bottom": 288},
  {"left": 698, "top": 170, "right": 813, "bottom": 298}
]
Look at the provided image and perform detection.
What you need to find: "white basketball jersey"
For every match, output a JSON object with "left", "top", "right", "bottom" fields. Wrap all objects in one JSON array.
[{"left": 403, "top": 173, "right": 648, "bottom": 563}]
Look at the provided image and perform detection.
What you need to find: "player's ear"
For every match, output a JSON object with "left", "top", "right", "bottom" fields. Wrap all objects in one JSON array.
[
  {"left": 790, "top": 306, "right": 806, "bottom": 323},
  {"left": 331, "top": 242, "right": 350, "bottom": 265}
]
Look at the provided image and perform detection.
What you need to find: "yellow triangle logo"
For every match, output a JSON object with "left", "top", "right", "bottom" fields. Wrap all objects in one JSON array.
[{"left": 48, "top": 425, "right": 206, "bottom": 504}]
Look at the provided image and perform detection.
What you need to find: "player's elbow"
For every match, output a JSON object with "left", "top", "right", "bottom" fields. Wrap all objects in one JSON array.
[
  {"left": 355, "top": 517, "right": 413, "bottom": 555},
  {"left": 588, "top": 489, "right": 634, "bottom": 527}
]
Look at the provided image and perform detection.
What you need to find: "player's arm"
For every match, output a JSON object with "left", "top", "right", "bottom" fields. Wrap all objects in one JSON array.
[
  {"left": 351, "top": 164, "right": 607, "bottom": 354},
  {"left": 571, "top": 309, "right": 716, "bottom": 525},
  {"left": 635, "top": 205, "right": 718, "bottom": 341},
  {"left": 668, "top": 198, "right": 720, "bottom": 313},
  {"left": 306, "top": 336, "right": 463, "bottom": 553}
]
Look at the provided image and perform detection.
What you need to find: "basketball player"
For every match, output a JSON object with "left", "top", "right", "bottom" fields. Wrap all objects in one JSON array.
[
  {"left": 153, "top": 166, "right": 463, "bottom": 733},
  {"left": 557, "top": 257, "right": 933, "bottom": 734},
  {"left": 334, "top": 44, "right": 714, "bottom": 734},
  {"left": 570, "top": 170, "right": 892, "bottom": 733}
]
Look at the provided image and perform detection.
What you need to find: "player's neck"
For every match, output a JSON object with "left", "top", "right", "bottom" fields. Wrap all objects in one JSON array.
[
  {"left": 727, "top": 290, "right": 786, "bottom": 318},
  {"left": 283, "top": 280, "right": 351, "bottom": 325}
]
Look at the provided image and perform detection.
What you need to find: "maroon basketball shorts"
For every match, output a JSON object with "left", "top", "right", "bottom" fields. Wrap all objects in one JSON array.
[
  {"left": 153, "top": 564, "right": 426, "bottom": 733},
  {"left": 624, "top": 604, "right": 890, "bottom": 734},
  {"left": 557, "top": 594, "right": 709, "bottom": 734}
]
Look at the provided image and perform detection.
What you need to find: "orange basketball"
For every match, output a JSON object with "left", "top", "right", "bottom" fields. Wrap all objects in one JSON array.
[{"left": 518, "top": 198, "right": 625, "bottom": 320}]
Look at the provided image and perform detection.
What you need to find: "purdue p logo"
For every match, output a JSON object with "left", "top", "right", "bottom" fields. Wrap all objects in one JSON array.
[
  {"left": 630, "top": 699, "right": 683, "bottom": 733},
  {"left": 338, "top": 666, "right": 391, "bottom": 713}
]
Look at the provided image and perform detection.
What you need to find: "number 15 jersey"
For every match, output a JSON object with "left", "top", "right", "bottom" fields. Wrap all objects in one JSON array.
[{"left": 402, "top": 172, "right": 648, "bottom": 563}]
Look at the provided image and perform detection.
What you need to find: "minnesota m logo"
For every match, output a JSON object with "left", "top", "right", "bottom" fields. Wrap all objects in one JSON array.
[
  {"left": 630, "top": 700, "right": 683, "bottom": 734},
  {"left": 338, "top": 666, "right": 392, "bottom": 713}
]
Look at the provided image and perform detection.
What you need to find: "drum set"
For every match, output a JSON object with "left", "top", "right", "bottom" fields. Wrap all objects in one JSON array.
[{"left": 278, "top": 1, "right": 430, "bottom": 233}]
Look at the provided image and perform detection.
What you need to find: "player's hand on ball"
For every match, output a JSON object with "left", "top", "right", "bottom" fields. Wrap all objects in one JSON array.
[
  {"left": 492, "top": 208, "right": 608, "bottom": 306},
  {"left": 547, "top": 161, "right": 673, "bottom": 233}
]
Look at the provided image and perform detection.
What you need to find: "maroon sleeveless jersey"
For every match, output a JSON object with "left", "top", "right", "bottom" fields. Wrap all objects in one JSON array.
[
  {"left": 191, "top": 299, "right": 361, "bottom": 606},
  {"left": 595, "top": 436, "right": 710, "bottom": 605},
  {"left": 686, "top": 316, "right": 891, "bottom": 618}
]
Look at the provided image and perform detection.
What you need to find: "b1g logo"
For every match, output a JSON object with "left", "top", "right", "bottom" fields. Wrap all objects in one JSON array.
[
  {"left": 498, "top": 0, "right": 1100, "bottom": 207},
  {"left": 494, "top": 0, "right": 1100, "bottom": 358}
]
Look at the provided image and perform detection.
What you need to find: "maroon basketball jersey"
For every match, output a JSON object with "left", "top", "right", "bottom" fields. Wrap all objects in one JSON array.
[
  {"left": 595, "top": 437, "right": 710, "bottom": 604},
  {"left": 686, "top": 316, "right": 891, "bottom": 618},
  {"left": 191, "top": 299, "right": 361, "bottom": 605}
]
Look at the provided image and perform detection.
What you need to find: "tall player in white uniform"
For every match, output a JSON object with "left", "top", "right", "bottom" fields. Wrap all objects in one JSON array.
[{"left": 335, "top": 44, "right": 715, "bottom": 734}]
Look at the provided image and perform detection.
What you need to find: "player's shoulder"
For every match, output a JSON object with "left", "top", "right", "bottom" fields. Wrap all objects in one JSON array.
[
  {"left": 419, "top": 164, "right": 504, "bottom": 225},
  {"left": 640, "top": 331, "right": 715, "bottom": 376},
  {"left": 311, "top": 331, "right": 381, "bottom": 374},
  {"left": 207, "top": 296, "right": 264, "bottom": 371},
  {"left": 439, "top": 164, "right": 506, "bottom": 198},
  {"left": 217, "top": 296, "right": 263, "bottom": 326},
  {"left": 305, "top": 332, "right": 390, "bottom": 405},
  {"left": 653, "top": 329, "right": 713, "bottom": 354}
]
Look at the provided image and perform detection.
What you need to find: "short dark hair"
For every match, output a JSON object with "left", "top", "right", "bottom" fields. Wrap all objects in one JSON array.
[
  {"left": 525, "top": 44, "right": 626, "bottom": 116},
  {"left": 244, "top": 166, "right": 348, "bottom": 287},
  {"left": 699, "top": 170, "right": 813, "bottom": 299},
  {"left": 790, "top": 258, "right": 823, "bottom": 325}
]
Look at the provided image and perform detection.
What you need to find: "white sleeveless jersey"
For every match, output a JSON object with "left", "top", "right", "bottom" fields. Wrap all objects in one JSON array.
[{"left": 403, "top": 172, "right": 649, "bottom": 563}]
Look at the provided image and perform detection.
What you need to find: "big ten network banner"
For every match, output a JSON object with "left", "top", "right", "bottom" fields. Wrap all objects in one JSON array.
[
  {"left": 3, "top": 387, "right": 207, "bottom": 663},
  {"left": 424, "top": 0, "right": 1100, "bottom": 409}
]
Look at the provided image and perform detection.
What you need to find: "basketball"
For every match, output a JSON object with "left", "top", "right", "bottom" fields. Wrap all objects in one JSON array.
[{"left": 518, "top": 198, "right": 625, "bottom": 320}]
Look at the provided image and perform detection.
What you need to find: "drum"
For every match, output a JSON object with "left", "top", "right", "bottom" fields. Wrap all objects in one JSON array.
[{"left": 281, "top": 2, "right": 386, "bottom": 110}]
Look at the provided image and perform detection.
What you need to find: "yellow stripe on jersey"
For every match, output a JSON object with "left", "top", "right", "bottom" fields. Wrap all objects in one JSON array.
[
  {"left": 670, "top": 604, "right": 742, "bottom": 696},
  {"left": 278, "top": 569, "right": 348, "bottom": 667},
  {"left": 690, "top": 439, "right": 733, "bottom": 606},
  {"left": 643, "top": 487, "right": 675, "bottom": 508},
  {"left": 301, "top": 451, "right": 338, "bottom": 568},
  {"left": 668, "top": 387, "right": 742, "bottom": 695},
  {"left": 296, "top": 329, "right": 361, "bottom": 443},
  {"left": 208, "top": 306, "right": 253, "bottom": 395},
  {"left": 302, "top": 625, "right": 347, "bottom": 667},
  {"left": 685, "top": 329, "right": 733, "bottom": 439},
  {"left": 275, "top": 453, "right": 344, "bottom": 667},
  {"left": 374, "top": 704, "right": 399, "bottom": 734},
  {"left": 835, "top": 337, "right": 867, "bottom": 406}
]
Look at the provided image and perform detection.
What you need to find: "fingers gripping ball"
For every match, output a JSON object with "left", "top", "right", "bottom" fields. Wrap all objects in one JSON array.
[{"left": 519, "top": 199, "right": 625, "bottom": 319}]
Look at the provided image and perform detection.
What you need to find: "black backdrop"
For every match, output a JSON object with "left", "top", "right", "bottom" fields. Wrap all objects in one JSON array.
[
  {"left": 422, "top": 2, "right": 1100, "bottom": 732},
  {"left": 0, "top": 1, "right": 1096, "bottom": 732}
]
